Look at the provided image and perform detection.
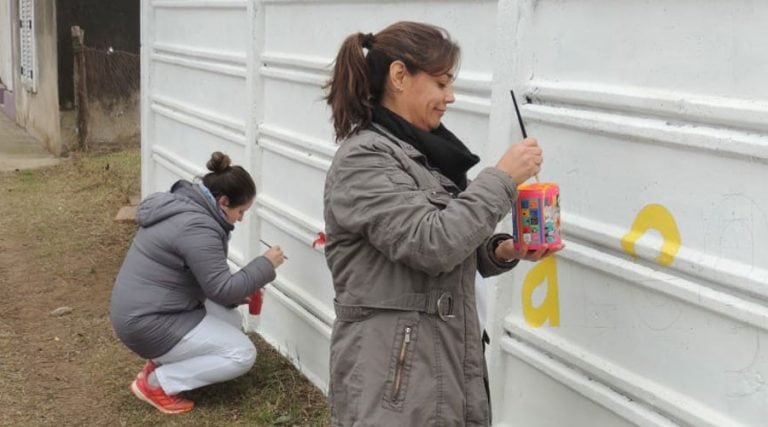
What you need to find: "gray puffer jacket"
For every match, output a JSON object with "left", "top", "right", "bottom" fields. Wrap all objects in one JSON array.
[
  {"left": 324, "top": 125, "right": 519, "bottom": 426},
  {"left": 110, "top": 180, "right": 275, "bottom": 359}
]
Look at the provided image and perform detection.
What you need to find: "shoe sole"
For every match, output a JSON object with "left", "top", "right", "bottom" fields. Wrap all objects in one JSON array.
[{"left": 130, "top": 380, "right": 193, "bottom": 414}]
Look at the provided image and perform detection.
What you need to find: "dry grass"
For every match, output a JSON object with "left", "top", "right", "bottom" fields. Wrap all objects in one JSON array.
[{"left": 0, "top": 149, "right": 329, "bottom": 426}]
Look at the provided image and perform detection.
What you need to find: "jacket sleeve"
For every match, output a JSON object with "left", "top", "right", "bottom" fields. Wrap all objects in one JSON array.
[
  {"left": 327, "top": 142, "right": 517, "bottom": 276},
  {"left": 174, "top": 217, "right": 276, "bottom": 306},
  {"left": 477, "top": 233, "right": 520, "bottom": 278}
]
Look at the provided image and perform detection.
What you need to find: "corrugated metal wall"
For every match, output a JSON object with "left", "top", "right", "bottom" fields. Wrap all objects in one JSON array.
[
  {"left": 142, "top": 1, "right": 768, "bottom": 425},
  {"left": 489, "top": 2, "right": 768, "bottom": 426}
]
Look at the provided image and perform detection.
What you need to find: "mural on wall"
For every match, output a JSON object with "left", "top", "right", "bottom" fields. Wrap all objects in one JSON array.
[
  {"left": 522, "top": 256, "right": 560, "bottom": 327},
  {"left": 522, "top": 203, "right": 682, "bottom": 329},
  {"left": 621, "top": 203, "right": 681, "bottom": 266}
]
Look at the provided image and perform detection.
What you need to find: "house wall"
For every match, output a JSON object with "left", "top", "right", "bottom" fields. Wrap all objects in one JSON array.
[
  {"left": 0, "top": 0, "right": 14, "bottom": 92},
  {"left": 14, "top": 0, "right": 62, "bottom": 156}
]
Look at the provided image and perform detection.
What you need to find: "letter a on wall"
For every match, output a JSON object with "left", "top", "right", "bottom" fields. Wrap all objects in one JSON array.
[
  {"left": 522, "top": 257, "right": 560, "bottom": 327},
  {"left": 621, "top": 204, "right": 681, "bottom": 266}
]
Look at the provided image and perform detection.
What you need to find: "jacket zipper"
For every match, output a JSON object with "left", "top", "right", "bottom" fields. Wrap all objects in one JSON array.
[{"left": 392, "top": 326, "right": 412, "bottom": 401}]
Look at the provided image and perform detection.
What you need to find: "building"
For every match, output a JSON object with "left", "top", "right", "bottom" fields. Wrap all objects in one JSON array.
[{"left": 0, "top": 0, "right": 140, "bottom": 156}]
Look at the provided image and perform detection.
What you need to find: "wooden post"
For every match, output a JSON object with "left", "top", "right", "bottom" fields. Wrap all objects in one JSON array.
[{"left": 71, "top": 26, "right": 89, "bottom": 151}]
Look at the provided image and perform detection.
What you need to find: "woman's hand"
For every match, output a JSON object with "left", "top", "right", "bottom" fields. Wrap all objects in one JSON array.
[
  {"left": 494, "top": 238, "right": 564, "bottom": 263},
  {"left": 495, "top": 138, "right": 542, "bottom": 185},
  {"left": 263, "top": 246, "right": 285, "bottom": 268}
]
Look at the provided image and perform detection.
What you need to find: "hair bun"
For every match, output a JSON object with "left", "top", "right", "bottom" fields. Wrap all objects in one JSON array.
[{"left": 206, "top": 151, "right": 232, "bottom": 173}]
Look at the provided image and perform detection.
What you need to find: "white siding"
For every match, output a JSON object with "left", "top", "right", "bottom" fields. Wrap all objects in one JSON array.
[
  {"left": 488, "top": 1, "right": 768, "bottom": 426},
  {"left": 143, "top": 1, "right": 768, "bottom": 424}
]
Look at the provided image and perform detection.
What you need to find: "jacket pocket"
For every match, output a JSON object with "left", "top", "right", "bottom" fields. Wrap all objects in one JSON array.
[{"left": 381, "top": 316, "right": 419, "bottom": 412}]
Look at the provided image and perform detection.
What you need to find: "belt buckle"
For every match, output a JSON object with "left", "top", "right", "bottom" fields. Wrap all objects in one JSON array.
[{"left": 436, "top": 292, "right": 455, "bottom": 322}]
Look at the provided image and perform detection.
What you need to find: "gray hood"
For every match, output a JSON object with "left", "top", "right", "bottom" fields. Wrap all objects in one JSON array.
[{"left": 137, "top": 180, "right": 234, "bottom": 234}]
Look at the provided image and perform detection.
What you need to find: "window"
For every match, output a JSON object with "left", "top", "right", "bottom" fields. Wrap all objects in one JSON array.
[{"left": 19, "top": 0, "right": 36, "bottom": 93}]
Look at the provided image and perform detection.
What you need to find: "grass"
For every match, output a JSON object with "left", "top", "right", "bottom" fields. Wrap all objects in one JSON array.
[{"left": 0, "top": 149, "right": 330, "bottom": 426}]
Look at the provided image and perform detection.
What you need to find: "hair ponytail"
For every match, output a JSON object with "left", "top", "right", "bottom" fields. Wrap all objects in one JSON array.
[
  {"left": 202, "top": 151, "right": 255, "bottom": 207},
  {"left": 324, "top": 33, "right": 372, "bottom": 142},
  {"left": 325, "top": 22, "right": 460, "bottom": 143}
]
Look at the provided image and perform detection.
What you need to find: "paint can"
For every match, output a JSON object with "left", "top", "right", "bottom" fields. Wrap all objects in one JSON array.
[
  {"left": 511, "top": 182, "right": 561, "bottom": 250},
  {"left": 249, "top": 289, "right": 263, "bottom": 315}
]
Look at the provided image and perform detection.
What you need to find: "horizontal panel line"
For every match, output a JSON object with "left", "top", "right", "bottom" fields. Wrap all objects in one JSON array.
[
  {"left": 502, "top": 320, "right": 743, "bottom": 427},
  {"left": 259, "top": 124, "right": 337, "bottom": 158},
  {"left": 523, "top": 104, "right": 768, "bottom": 163},
  {"left": 269, "top": 274, "right": 334, "bottom": 328},
  {"left": 529, "top": 80, "right": 768, "bottom": 134},
  {"left": 260, "top": 65, "right": 325, "bottom": 86},
  {"left": 260, "top": 138, "right": 331, "bottom": 171},
  {"left": 499, "top": 335, "right": 679, "bottom": 427},
  {"left": 154, "top": 42, "right": 247, "bottom": 66},
  {"left": 152, "top": 52, "right": 247, "bottom": 77},
  {"left": 259, "top": 51, "right": 490, "bottom": 114},
  {"left": 151, "top": 103, "right": 247, "bottom": 146},
  {"left": 153, "top": 94, "right": 246, "bottom": 134},
  {"left": 255, "top": 194, "right": 325, "bottom": 253},
  {"left": 559, "top": 241, "right": 768, "bottom": 332},
  {"left": 151, "top": 145, "right": 206, "bottom": 180},
  {"left": 152, "top": 0, "right": 247, "bottom": 9},
  {"left": 257, "top": 285, "right": 331, "bottom": 394},
  {"left": 564, "top": 212, "right": 768, "bottom": 302},
  {"left": 260, "top": 51, "right": 492, "bottom": 93}
]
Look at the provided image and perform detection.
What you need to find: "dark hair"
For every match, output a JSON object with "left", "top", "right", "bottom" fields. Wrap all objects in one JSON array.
[
  {"left": 324, "top": 21, "right": 460, "bottom": 142},
  {"left": 202, "top": 151, "right": 256, "bottom": 207}
]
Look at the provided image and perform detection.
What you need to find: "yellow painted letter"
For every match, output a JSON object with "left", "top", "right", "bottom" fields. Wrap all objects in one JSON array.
[
  {"left": 621, "top": 204, "right": 681, "bottom": 266},
  {"left": 522, "top": 257, "right": 560, "bottom": 327}
]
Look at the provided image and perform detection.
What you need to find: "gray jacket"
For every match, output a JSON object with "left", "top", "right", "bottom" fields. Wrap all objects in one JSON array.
[
  {"left": 110, "top": 180, "right": 275, "bottom": 359},
  {"left": 324, "top": 125, "right": 519, "bottom": 426}
]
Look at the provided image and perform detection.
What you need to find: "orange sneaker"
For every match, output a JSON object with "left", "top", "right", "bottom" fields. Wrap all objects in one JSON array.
[
  {"left": 130, "top": 375, "right": 194, "bottom": 414},
  {"left": 136, "top": 360, "right": 156, "bottom": 381}
]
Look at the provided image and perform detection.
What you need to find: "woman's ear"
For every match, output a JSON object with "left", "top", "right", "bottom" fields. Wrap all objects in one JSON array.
[
  {"left": 388, "top": 60, "right": 407, "bottom": 93},
  {"left": 217, "top": 195, "right": 230, "bottom": 209}
]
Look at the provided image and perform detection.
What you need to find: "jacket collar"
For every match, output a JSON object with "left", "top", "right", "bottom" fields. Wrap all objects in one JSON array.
[
  {"left": 368, "top": 123, "right": 462, "bottom": 194},
  {"left": 370, "top": 123, "right": 425, "bottom": 160}
]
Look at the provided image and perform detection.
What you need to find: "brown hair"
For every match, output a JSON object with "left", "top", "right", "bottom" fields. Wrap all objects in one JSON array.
[
  {"left": 324, "top": 21, "right": 460, "bottom": 142},
  {"left": 202, "top": 151, "right": 256, "bottom": 207}
]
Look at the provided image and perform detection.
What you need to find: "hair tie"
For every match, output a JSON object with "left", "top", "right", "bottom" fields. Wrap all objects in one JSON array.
[{"left": 362, "top": 33, "right": 375, "bottom": 49}]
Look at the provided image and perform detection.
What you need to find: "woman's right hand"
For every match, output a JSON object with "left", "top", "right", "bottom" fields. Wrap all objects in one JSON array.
[
  {"left": 263, "top": 246, "right": 285, "bottom": 268},
  {"left": 495, "top": 138, "right": 543, "bottom": 185}
]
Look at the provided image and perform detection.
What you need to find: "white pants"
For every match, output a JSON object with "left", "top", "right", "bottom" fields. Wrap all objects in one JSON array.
[{"left": 152, "top": 300, "right": 257, "bottom": 395}]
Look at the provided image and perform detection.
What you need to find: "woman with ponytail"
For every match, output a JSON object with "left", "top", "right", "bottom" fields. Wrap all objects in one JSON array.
[
  {"left": 110, "top": 151, "right": 284, "bottom": 414},
  {"left": 323, "top": 22, "right": 562, "bottom": 425}
]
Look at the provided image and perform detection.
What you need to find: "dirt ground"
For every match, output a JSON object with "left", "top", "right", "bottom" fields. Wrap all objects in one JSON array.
[{"left": 0, "top": 150, "right": 329, "bottom": 426}]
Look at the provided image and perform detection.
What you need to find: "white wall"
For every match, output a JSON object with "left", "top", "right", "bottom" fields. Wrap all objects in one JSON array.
[
  {"left": 14, "top": 0, "right": 61, "bottom": 155},
  {"left": 143, "top": 1, "right": 768, "bottom": 425},
  {"left": 487, "top": 1, "right": 768, "bottom": 426},
  {"left": 0, "top": 0, "right": 13, "bottom": 91}
]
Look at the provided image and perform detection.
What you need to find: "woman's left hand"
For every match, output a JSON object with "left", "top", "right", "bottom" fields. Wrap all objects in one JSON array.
[{"left": 494, "top": 239, "right": 564, "bottom": 263}]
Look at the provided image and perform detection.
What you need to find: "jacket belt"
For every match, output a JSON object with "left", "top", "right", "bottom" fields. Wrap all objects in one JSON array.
[{"left": 334, "top": 289, "right": 455, "bottom": 322}]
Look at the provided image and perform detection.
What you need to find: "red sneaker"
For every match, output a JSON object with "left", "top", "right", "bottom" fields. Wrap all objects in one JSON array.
[
  {"left": 130, "top": 375, "right": 194, "bottom": 414},
  {"left": 136, "top": 360, "right": 156, "bottom": 381}
]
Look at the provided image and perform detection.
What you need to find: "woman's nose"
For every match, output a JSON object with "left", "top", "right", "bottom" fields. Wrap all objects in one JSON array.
[{"left": 445, "top": 87, "right": 455, "bottom": 103}]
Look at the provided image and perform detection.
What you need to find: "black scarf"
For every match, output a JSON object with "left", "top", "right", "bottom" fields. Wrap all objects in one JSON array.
[{"left": 372, "top": 105, "right": 479, "bottom": 190}]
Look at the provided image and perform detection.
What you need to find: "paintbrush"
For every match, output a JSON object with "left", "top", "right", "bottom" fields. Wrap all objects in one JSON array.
[{"left": 510, "top": 89, "right": 540, "bottom": 182}]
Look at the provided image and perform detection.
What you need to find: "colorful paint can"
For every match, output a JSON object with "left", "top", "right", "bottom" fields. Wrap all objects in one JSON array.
[{"left": 511, "top": 183, "right": 561, "bottom": 250}]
